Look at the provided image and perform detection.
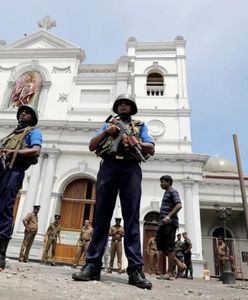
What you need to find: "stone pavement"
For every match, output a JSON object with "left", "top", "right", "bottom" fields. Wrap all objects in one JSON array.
[{"left": 0, "top": 259, "right": 248, "bottom": 300}]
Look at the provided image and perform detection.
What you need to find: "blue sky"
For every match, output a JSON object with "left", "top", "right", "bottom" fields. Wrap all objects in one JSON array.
[{"left": 1, "top": 0, "right": 248, "bottom": 171}]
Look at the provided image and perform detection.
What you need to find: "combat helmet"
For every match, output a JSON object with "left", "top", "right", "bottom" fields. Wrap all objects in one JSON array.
[
  {"left": 112, "top": 94, "right": 138, "bottom": 115},
  {"left": 16, "top": 105, "right": 39, "bottom": 126}
]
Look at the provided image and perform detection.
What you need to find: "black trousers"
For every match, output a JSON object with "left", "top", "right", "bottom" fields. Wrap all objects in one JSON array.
[
  {"left": 0, "top": 166, "right": 25, "bottom": 239},
  {"left": 86, "top": 158, "right": 143, "bottom": 273}
]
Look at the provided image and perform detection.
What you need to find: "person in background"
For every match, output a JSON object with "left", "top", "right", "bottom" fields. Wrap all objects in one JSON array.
[
  {"left": 182, "top": 232, "right": 193, "bottom": 279},
  {"left": 19, "top": 205, "right": 40, "bottom": 262},
  {"left": 72, "top": 220, "right": 93, "bottom": 268},
  {"left": 216, "top": 236, "right": 226, "bottom": 279},
  {"left": 108, "top": 218, "right": 124, "bottom": 274},
  {"left": 147, "top": 236, "right": 159, "bottom": 275},
  {"left": 174, "top": 233, "right": 185, "bottom": 278},
  {"left": 156, "top": 175, "right": 182, "bottom": 280},
  {"left": 41, "top": 215, "right": 61, "bottom": 266}
]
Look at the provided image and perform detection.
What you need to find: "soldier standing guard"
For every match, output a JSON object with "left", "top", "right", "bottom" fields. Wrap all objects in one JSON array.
[
  {"left": 0, "top": 105, "right": 42, "bottom": 270},
  {"left": 19, "top": 205, "right": 40, "bottom": 262},
  {"left": 72, "top": 94, "right": 155, "bottom": 289},
  {"left": 41, "top": 215, "right": 61, "bottom": 266},
  {"left": 108, "top": 218, "right": 124, "bottom": 273},
  {"left": 72, "top": 220, "right": 93, "bottom": 268}
]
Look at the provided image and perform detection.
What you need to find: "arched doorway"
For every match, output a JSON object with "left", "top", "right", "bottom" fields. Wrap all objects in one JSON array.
[
  {"left": 143, "top": 211, "right": 166, "bottom": 274},
  {"left": 212, "top": 227, "right": 234, "bottom": 276},
  {"left": 55, "top": 177, "right": 96, "bottom": 264}
]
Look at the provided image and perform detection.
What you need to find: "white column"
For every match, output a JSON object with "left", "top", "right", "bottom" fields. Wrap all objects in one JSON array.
[
  {"left": 176, "top": 56, "right": 183, "bottom": 98},
  {"left": 183, "top": 179, "right": 203, "bottom": 260},
  {"left": 38, "top": 149, "right": 61, "bottom": 234},
  {"left": 116, "top": 56, "right": 129, "bottom": 95},
  {"left": 181, "top": 56, "right": 188, "bottom": 99},
  {"left": 25, "top": 155, "right": 44, "bottom": 209}
]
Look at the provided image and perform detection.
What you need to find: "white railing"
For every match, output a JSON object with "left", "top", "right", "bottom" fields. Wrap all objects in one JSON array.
[{"left": 146, "top": 85, "right": 164, "bottom": 96}]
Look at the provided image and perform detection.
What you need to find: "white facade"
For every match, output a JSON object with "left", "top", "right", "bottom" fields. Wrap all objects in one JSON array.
[{"left": 1, "top": 29, "right": 247, "bottom": 278}]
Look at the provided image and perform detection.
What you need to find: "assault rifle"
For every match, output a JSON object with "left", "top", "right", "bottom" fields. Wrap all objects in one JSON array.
[{"left": 106, "top": 115, "right": 147, "bottom": 162}]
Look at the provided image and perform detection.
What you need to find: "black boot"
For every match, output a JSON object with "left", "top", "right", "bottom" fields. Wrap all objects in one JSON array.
[
  {"left": 0, "top": 239, "right": 10, "bottom": 270},
  {"left": 128, "top": 268, "right": 152, "bottom": 289},
  {"left": 72, "top": 263, "right": 101, "bottom": 281}
]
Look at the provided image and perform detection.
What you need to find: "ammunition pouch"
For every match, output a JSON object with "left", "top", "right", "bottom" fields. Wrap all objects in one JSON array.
[
  {"left": 96, "top": 120, "right": 144, "bottom": 160},
  {"left": 0, "top": 126, "right": 37, "bottom": 169}
]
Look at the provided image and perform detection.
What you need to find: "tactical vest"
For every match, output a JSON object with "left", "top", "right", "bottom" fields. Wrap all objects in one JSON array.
[
  {"left": 96, "top": 119, "right": 144, "bottom": 161},
  {"left": 0, "top": 126, "right": 38, "bottom": 169}
]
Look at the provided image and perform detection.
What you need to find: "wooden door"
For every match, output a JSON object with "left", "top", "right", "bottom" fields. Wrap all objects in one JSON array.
[{"left": 55, "top": 178, "right": 96, "bottom": 263}]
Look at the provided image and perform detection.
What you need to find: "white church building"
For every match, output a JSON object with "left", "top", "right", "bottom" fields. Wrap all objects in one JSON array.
[{"left": 0, "top": 19, "right": 247, "bottom": 278}]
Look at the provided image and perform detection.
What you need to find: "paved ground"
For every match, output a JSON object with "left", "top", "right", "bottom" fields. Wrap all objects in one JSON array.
[{"left": 0, "top": 259, "right": 248, "bottom": 300}]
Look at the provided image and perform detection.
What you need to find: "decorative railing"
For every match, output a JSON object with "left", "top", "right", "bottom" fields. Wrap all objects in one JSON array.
[{"left": 146, "top": 85, "right": 164, "bottom": 96}]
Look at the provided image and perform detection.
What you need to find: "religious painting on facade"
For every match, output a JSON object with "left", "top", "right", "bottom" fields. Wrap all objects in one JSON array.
[{"left": 10, "top": 71, "right": 43, "bottom": 107}]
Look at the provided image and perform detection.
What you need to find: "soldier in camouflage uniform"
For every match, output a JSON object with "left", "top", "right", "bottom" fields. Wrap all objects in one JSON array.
[{"left": 182, "top": 232, "right": 193, "bottom": 279}]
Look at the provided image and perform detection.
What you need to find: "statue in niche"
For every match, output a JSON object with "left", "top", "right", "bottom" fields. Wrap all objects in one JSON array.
[{"left": 10, "top": 71, "right": 43, "bottom": 107}]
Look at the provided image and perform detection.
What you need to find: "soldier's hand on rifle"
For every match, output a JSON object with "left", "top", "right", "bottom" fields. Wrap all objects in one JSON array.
[
  {"left": 122, "top": 134, "right": 140, "bottom": 148},
  {"left": 106, "top": 124, "right": 120, "bottom": 136},
  {"left": 0, "top": 149, "right": 6, "bottom": 158},
  {"left": 2, "top": 149, "right": 15, "bottom": 157}
]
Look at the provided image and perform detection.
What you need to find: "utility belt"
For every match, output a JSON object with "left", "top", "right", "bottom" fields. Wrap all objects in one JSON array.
[
  {"left": 13, "top": 157, "right": 38, "bottom": 170},
  {"left": 103, "top": 154, "right": 139, "bottom": 162}
]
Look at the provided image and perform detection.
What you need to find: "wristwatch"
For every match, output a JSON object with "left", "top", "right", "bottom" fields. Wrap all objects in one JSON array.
[{"left": 165, "top": 215, "right": 171, "bottom": 222}]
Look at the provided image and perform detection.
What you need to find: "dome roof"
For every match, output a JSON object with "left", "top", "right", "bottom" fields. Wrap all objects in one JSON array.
[{"left": 203, "top": 156, "right": 238, "bottom": 173}]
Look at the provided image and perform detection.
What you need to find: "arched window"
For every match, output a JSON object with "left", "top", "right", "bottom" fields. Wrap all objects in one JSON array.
[
  {"left": 60, "top": 178, "right": 96, "bottom": 230},
  {"left": 144, "top": 211, "right": 159, "bottom": 224},
  {"left": 146, "top": 73, "right": 164, "bottom": 96}
]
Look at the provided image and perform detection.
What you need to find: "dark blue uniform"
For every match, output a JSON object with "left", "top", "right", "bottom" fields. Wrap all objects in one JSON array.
[
  {"left": 86, "top": 122, "right": 153, "bottom": 273},
  {"left": 0, "top": 128, "right": 42, "bottom": 240}
]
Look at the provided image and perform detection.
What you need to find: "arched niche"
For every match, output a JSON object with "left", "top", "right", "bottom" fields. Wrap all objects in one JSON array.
[{"left": 2, "top": 60, "right": 51, "bottom": 114}]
